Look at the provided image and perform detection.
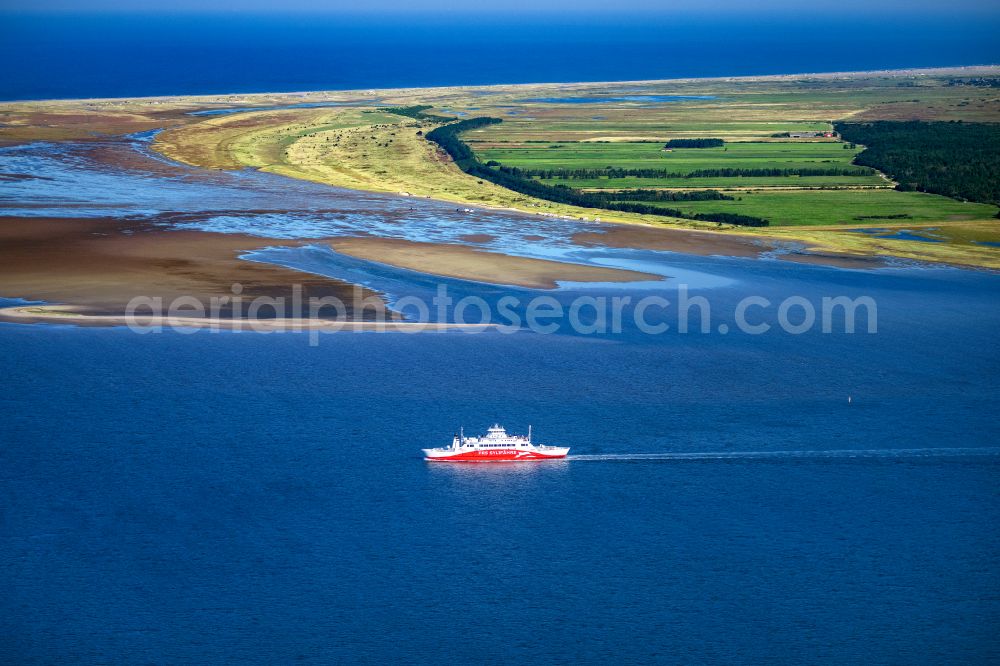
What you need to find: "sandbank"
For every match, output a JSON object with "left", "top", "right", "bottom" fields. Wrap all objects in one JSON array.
[{"left": 328, "top": 236, "right": 662, "bottom": 288}]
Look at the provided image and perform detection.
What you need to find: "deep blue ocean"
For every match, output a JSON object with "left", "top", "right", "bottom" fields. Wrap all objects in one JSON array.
[
  {"left": 2, "top": 12, "right": 999, "bottom": 100},
  {"left": 2, "top": 316, "right": 999, "bottom": 663}
]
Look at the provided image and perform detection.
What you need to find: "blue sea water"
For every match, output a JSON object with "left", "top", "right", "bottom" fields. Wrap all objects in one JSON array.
[
  {"left": 2, "top": 312, "right": 1000, "bottom": 663},
  {"left": 853, "top": 228, "right": 944, "bottom": 243},
  {"left": 1, "top": 12, "right": 999, "bottom": 100}
]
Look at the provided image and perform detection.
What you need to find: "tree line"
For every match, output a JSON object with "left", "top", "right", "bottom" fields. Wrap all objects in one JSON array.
[
  {"left": 425, "top": 118, "right": 769, "bottom": 226},
  {"left": 835, "top": 121, "right": 1000, "bottom": 205},
  {"left": 946, "top": 78, "right": 1000, "bottom": 88},
  {"left": 665, "top": 138, "right": 724, "bottom": 148}
]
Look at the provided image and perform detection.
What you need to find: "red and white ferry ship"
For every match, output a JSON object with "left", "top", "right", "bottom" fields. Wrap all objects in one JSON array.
[{"left": 422, "top": 424, "right": 569, "bottom": 462}]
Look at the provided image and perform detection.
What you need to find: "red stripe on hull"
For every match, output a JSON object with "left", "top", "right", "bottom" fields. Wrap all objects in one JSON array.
[{"left": 425, "top": 450, "right": 567, "bottom": 462}]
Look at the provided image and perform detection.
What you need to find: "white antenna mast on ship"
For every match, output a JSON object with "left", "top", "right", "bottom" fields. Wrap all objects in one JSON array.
[{"left": 528, "top": 425, "right": 532, "bottom": 443}]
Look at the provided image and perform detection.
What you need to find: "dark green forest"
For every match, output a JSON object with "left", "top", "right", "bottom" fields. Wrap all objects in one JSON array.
[{"left": 835, "top": 121, "right": 1000, "bottom": 205}]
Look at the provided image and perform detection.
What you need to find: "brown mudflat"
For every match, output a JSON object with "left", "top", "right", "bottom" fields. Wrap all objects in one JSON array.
[
  {"left": 0, "top": 217, "right": 666, "bottom": 327},
  {"left": 0, "top": 216, "right": 377, "bottom": 319}
]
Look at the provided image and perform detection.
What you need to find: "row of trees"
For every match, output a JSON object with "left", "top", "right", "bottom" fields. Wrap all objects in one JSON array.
[
  {"left": 500, "top": 166, "right": 875, "bottom": 180},
  {"left": 835, "top": 121, "right": 1000, "bottom": 205},
  {"left": 425, "top": 119, "right": 770, "bottom": 226},
  {"left": 665, "top": 138, "right": 724, "bottom": 148},
  {"left": 946, "top": 78, "right": 1000, "bottom": 88}
]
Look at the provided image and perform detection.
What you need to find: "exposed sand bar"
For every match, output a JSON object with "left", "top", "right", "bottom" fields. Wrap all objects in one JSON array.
[
  {"left": 774, "top": 252, "right": 888, "bottom": 269},
  {"left": 0, "top": 305, "right": 488, "bottom": 332},
  {"left": 328, "top": 237, "right": 663, "bottom": 289}
]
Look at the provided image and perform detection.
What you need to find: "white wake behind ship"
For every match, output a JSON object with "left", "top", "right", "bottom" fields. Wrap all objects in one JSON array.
[{"left": 422, "top": 424, "right": 569, "bottom": 462}]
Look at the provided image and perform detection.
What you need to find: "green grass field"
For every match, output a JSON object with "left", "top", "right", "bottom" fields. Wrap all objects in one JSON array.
[
  {"left": 467, "top": 120, "right": 836, "bottom": 140},
  {"left": 475, "top": 140, "right": 887, "bottom": 188},
  {"left": 555, "top": 176, "right": 889, "bottom": 188},
  {"left": 476, "top": 141, "right": 862, "bottom": 172},
  {"left": 634, "top": 189, "right": 999, "bottom": 226}
]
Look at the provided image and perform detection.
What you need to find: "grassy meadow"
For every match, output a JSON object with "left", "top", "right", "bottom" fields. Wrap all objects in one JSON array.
[
  {"left": 475, "top": 140, "right": 862, "bottom": 173},
  {"left": 475, "top": 140, "right": 888, "bottom": 190},
  {"left": 563, "top": 176, "right": 888, "bottom": 189},
  {"left": 461, "top": 84, "right": 997, "bottom": 230},
  {"left": 641, "top": 190, "right": 999, "bottom": 227}
]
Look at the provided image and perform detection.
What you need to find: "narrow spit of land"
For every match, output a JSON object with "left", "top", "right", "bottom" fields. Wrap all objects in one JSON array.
[{"left": 2, "top": 65, "right": 999, "bottom": 271}]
